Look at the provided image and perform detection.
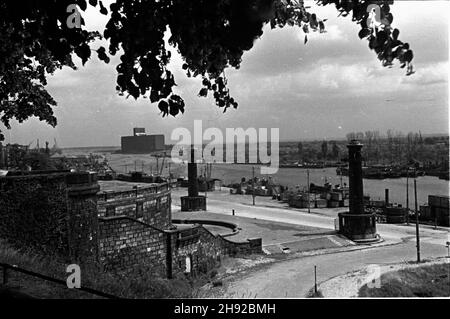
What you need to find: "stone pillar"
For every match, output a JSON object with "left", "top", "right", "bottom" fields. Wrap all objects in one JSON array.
[
  {"left": 348, "top": 140, "right": 364, "bottom": 215},
  {"left": 181, "top": 145, "right": 206, "bottom": 211},
  {"left": 187, "top": 146, "right": 199, "bottom": 197},
  {"left": 0, "top": 143, "right": 3, "bottom": 169},
  {"left": 385, "top": 189, "right": 390, "bottom": 207},
  {"left": 338, "top": 140, "right": 379, "bottom": 243},
  {"left": 0, "top": 143, "right": 7, "bottom": 169}
]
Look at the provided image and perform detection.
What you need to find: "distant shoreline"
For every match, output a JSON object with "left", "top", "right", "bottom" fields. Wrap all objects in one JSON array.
[
  {"left": 62, "top": 146, "right": 120, "bottom": 151},
  {"left": 57, "top": 131, "right": 450, "bottom": 150}
]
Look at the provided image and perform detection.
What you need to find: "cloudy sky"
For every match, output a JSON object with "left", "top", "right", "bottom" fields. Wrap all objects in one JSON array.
[{"left": 4, "top": 1, "right": 449, "bottom": 147}]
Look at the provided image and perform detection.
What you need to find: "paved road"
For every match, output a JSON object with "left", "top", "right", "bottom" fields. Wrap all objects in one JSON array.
[
  {"left": 172, "top": 189, "right": 447, "bottom": 244},
  {"left": 222, "top": 239, "right": 448, "bottom": 298},
  {"left": 172, "top": 189, "right": 449, "bottom": 297}
]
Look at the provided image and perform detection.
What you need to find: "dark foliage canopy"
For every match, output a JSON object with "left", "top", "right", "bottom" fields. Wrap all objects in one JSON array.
[{"left": 0, "top": 0, "right": 414, "bottom": 140}]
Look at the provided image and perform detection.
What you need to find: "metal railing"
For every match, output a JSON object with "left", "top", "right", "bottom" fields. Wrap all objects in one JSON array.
[{"left": 0, "top": 263, "right": 119, "bottom": 299}]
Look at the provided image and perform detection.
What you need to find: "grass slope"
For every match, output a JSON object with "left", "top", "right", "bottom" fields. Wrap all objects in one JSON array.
[
  {"left": 359, "top": 263, "right": 450, "bottom": 297},
  {"left": 0, "top": 239, "right": 206, "bottom": 299}
]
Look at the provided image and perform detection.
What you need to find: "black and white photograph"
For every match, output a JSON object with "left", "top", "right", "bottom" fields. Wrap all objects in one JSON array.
[{"left": 0, "top": 0, "right": 449, "bottom": 307}]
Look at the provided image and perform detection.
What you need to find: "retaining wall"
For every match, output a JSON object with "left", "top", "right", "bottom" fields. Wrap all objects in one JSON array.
[{"left": 0, "top": 172, "right": 262, "bottom": 277}]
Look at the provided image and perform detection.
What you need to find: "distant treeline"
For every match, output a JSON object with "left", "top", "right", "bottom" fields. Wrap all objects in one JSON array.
[{"left": 280, "top": 131, "right": 449, "bottom": 167}]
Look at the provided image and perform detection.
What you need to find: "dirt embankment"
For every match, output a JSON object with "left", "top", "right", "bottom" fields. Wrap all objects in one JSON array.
[{"left": 317, "top": 257, "right": 449, "bottom": 298}]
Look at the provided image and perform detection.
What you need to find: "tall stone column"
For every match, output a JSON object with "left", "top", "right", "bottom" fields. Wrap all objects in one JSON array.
[
  {"left": 0, "top": 143, "right": 3, "bottom": 169},
  {"left": 348, "top": 140, "right": 364, "bottom": 215},
  {"left": 338, "top": 140, "right": 379, "bottom": 242},
  {"left": 187, "top": 145, "right": 199, "bottom": 197},
  {"left": 181, "top": 145, "right": 206, "bottom": 211}
]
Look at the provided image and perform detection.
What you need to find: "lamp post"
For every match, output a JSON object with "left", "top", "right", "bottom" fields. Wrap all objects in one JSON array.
[
  {"left": 314, "top": 265, "right": 318, "bottom": 295},
  {"left": 307, "top": 169, "right": 311, "bottom": 214},
  {"left": 406, "top": 168, "right": 409, "bottom": 225},
  {"left": 252, "top": 166, "right": 256, "bottom": 206},
  {"left": 446, "top": 239, "right": 449, "bottom": 289},
  {"left": 446, "top": 241, "right": 450, "bottom": 259},
  {"left": 414, "top": 178, "right": 421, "bottom": 263}
]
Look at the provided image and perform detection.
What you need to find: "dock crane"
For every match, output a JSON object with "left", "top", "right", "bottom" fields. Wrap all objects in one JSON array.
[
  {"left": 51, "top": 138, "right": 62, "bottom": 155},
  {"left": 26, "top": 141, "right": 33, "bottom": 151},
  {"left": 152, "top": 151, "right": 168, "bottom": 176}
]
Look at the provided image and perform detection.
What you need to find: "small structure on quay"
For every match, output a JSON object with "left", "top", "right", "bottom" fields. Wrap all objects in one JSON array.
[
  {"left": 181, "top": 146, "right": 207, "bottom": 211},
  {"left": 338, "top": 140, "right": 380, "bottom": 243}
]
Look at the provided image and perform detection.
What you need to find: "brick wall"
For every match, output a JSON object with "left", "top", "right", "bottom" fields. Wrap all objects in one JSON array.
[
  {"left": 169, "top": 226, "right": 262, "bottom": 277},
  {"left": 0, "top": 173, "right": 69, "bottom": 255},
  {"left": 97, "top": 184, "right": 171, "bottom": 229},
  {"left": 0, "top": 173, "right": 262, "bottom": 277},
  {"left": 98, "top": 215, "right": 262, "bottom": 276},
  {"left": 0, "top": 172, "right": 100, "bottom": 264},
  {"left": 98, "top": 216, "right": 166, "bottom": 273}
]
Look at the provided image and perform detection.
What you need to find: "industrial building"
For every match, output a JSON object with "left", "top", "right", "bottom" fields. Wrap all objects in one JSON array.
[
  {"left": 121, "top": 128, "right": 165, "bottom": 154},
  {"left": 420, "top": 195, "right": 450, "bottom": 227}
]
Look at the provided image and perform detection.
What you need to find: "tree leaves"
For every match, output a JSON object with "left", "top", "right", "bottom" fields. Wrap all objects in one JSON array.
[
  {"left": 77, "top": 0, "right": 88, "bottom": 12},
  {"left": 158, "top": 100, "right": 169, "bottom": 117},
  {"left": 97, "top": 46, "right": 110, "bottom": 63},
  {"left": 0, "top": 0, "right": 416, "bottom": 141},
  {"left": 392, "top": 28, "right": 400, "bottom": 40},
  {"left": 348, "top": 0, "right": 415, "bottom": 75},
  {"left": 359, "top": 28, "right": 372, "bottom": 39},
  {"left": 158, "top": 95, "right": 185, "bottom": 117},
  {"left": 168, "top": 94, "right": 185, "bottom": 117},
  {"left": 99, "top": 1, "right": 108, "bottom": 15},
  {"left": 319, "top": 21, "right": 325, "bottom": 33},
  {"left": 198, "top": 88, "right": 208, "bottom": 97},
  {"left": 404, "top": 50, "right": 413, "bottom": 63},
  {"left": 75, "top": 43, "right": 92, "bottom": 65},
  {"left": 0, "top": 0, "right": 101, "bottom": 140}
]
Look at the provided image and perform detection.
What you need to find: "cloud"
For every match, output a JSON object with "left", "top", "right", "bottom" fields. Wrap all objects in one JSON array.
[
  {"left": 296, "top": 24, "right": 348, "bottom": 43},
  {"left": 401, "top": 62, "right": 449, "bottom": 86},
  {"left": 227, "top": 58, "right": 448, "bottom": 110},
  {"left": 324, "top": 24, "right": 348, "bottom": 41},
  {"left": 311, "top": 61, "right": 447, "bottom": 97},
  {"left": 46, "top": 67, "right": 84, "bottom": 88}
]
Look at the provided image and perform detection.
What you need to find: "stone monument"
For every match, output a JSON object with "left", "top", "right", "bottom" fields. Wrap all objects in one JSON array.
[
  {"left": 181, "top": 145, "right": 207, "bottom": 211},
  {"left": 338, "top": 140, "right": 379, "bottom": 242}
]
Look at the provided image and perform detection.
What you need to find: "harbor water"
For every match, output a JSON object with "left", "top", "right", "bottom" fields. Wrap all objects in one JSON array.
[
  {"left": 61, "top": 148, "right": 449, "bottom": 209},
  {"left": 207, "top": 164, "right": 449, "bottom": 208}
]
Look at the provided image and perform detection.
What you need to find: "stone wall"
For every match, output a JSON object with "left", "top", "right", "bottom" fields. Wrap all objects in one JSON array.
[
  {"left": 0, "top": 172, "right": 100, "bottom": 264},
  {"left": 169, "top": 227, "right": 223, "bottom": 276},
  {"left": 98, "top": 215, "right": 262, "bottom": 276},
  {"left": 66, "top": 173, "right": 101, "bottom": 264},
  {"left": 98, "top": 216, "right": 166, "bottom": 273},
  {"left": 97, "top": 184, "right": 171, "bottom": 229},
  {"left": 169, "top": 225, "right": 262, "bottom": 277},
  {"left": 0, "top": 172, "right": 262, "bottom": 278}
]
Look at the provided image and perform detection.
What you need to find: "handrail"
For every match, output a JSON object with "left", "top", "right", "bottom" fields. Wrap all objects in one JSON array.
[{"left": 0, "top": 263, "right": 119, "bottom": 299}]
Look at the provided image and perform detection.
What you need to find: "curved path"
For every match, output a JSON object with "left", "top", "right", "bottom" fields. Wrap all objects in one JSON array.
[
  {"left": 221, "top": 238, "right": 447, "bottom": 298},
  {"left": 171, "top": 189, "right": 449, "bottom": 298}
]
